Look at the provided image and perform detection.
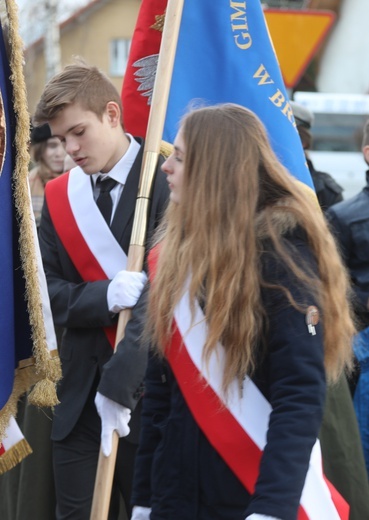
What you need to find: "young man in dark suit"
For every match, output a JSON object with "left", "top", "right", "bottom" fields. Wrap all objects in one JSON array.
[{"left": 34, "top": 60, "right": 169, "bottom": 520}]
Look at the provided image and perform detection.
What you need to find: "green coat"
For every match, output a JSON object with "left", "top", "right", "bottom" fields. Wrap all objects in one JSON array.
[{"left": 320, "top": 374, "right": 369, "bottom": 520}]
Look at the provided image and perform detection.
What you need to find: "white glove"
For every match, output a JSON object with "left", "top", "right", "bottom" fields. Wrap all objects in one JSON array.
[
  {"left": 107, "top": 270, "right": 147, "bottom": 313},
  {"left": 131, "top": 505, "right": 151, "bottom": 520},
  {"left": 95, "top": 391, "right": 131, "bottom": 456},
  {"left": 246, "top": 515, "right": 282, "bottom": 520}
]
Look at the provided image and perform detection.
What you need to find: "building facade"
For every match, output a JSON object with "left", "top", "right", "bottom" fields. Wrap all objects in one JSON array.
[{"left": 24, "top": 0, "right": 140, "bottom": 115}]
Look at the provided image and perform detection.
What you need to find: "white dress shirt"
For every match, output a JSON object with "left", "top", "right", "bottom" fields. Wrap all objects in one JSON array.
[{"left": 91, "top": 134, "right": 140, "bottom": 224}]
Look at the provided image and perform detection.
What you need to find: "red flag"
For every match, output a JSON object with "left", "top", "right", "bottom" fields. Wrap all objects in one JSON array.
[{"left": 121, "top": 0, "right": 167, "bottom": 136}]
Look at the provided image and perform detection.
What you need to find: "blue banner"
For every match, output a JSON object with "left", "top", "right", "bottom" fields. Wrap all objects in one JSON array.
[
  {"left": 163, "top": 0, "right": 313, "bottom": 189},
  {"left": 0, "top": 21, "right": 16, "bottom": 410},
  {"left": 0, "top": 21, "right": 32, "bottom": 412}
]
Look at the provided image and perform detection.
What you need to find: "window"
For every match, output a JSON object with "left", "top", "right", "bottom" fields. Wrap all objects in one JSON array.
[{"left": 110, "top": 39, "right": 131, "bottom": 77}]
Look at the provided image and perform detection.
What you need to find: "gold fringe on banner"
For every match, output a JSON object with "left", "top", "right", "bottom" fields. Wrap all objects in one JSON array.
[
  {"left": 0, "top": 439, "right": 32, "bottom": 475},
  {"left": 0, "top": 0, "right": 61, "bottom": 444}
]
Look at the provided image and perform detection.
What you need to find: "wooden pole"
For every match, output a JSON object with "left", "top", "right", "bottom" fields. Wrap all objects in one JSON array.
[{"left": 90, "top": 1, "right": 184, "bottom": 518}]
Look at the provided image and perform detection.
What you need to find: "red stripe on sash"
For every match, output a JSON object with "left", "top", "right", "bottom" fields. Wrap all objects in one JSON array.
[
  {"left": 0, "top": 444, "right": 5, "bottom": 456},
  {"left": 45, "top": 172, "right": 116, "bottom": 348},
  {"left": 167, "top": 326, "right": 261, "bottom": 492},
  {"left": 45, "top": 173, "right": 107, "bottom": 282}
]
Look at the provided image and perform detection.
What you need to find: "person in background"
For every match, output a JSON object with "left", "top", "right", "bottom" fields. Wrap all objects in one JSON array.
[
  {"left": 327, "top": 118, "right": 369, "bottom": 332},
  {"left": 290, "top": 100, "right": 344, "bottom": 211},
  {"left": 326, "top": 118, "right": 369, "bottom": 479},
  {"left": 28, "top": 123, "right": 66, "bottom": 227},
  {"left": 129, "top": 104, "right": 354, "bottom": 520}
]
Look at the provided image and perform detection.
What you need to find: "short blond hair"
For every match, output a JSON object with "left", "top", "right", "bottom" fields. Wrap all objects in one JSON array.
[{"left": 34, "top": 59, "right": 122, "bottom": 124}]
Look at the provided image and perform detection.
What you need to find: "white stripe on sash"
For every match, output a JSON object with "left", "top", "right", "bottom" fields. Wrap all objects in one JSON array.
[
  {"left": 67, "top": 167, "right": 127, "bottom": 278},
  {"left": 174, "top": 286, "right": 340, "bottom": 520}
]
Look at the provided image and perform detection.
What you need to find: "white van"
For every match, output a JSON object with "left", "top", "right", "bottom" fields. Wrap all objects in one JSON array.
[{"left": 293, "top": 92, "right": 369, "bottom": 200}]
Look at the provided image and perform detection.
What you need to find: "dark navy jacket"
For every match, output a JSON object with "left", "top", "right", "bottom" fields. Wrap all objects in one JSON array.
[
  {"left": 307, "top": 157, "right": 343, "bottom": 212},
  {"left": 131, "top": 231, "right": 326, "bottom": 520},
  {"left": 326, "top": 172, "right": 369, "bottom": 329}
]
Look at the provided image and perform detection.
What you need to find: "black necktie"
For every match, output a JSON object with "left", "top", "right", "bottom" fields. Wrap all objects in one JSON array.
[{"left": 96, "top": 176, "right": 117, "bottom": 225}]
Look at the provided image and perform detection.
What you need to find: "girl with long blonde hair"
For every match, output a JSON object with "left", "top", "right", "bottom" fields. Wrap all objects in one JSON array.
[{"left": 131, "top": 104, "right": 355, "bottom": 520}]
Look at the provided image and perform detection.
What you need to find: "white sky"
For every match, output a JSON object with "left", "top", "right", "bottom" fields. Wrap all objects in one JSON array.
[{"left": 15, "top": 0, "right": 91, "bottom": 45}]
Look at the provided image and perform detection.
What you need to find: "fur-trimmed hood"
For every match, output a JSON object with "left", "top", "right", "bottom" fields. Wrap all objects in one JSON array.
[{"left": 255, "top": 199, "right": 302, "bottom": 241}]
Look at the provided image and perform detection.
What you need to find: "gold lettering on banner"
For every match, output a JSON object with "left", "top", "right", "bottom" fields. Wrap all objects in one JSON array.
[
  {"left": 253, "top": 65, "right": 295, "bottom": 124},
  {"left": 282, "top": 103, "right": 294, "bottom": 123},
  {"left": 228, "top": 2, "right": 296, "bottom": 127},
  {"left": 230, "top": 1, "right": 252, "bottom": 50},
  {"left": 269, "top": 89, "right": 286, "bottom": 107},
  {"left": 253, "top": 64, "right": 274, "bottom": 85},
  {"left": 269, "top": 90, "right": 295, "bottom": 124}
]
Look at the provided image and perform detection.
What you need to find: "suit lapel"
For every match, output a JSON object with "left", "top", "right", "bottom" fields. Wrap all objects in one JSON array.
[{"left": 110, "top": 139, "right": 144, "bottom": 248}]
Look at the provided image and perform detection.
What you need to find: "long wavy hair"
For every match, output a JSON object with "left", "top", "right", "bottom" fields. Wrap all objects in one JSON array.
[{"left": 147, "top": 104, "right": 354, "bottom": 391}]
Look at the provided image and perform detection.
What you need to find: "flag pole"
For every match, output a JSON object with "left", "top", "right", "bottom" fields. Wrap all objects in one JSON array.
[{"left": 90, "top": 1, "right": 184, "bottom": 518}]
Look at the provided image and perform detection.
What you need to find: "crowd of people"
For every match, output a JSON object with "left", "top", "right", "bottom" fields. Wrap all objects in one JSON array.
[{"left": 1, "top": 61, "right": 369, "bottom": 520}]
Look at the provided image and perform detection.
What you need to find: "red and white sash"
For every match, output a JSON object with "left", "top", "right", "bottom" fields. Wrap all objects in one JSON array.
[
  {"left": 148, "top": 249, "right": 349, "bottom": 520},
  {"left": 45, "top": 168, "right": 128, "bottom": 347}
]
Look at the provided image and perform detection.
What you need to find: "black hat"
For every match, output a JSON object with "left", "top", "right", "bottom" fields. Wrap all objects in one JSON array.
[
  {"left": 30, "top": 123, "right": 52, "bottom": 144},
  {"left": 290, "top": 101, "right": 314, "bottom": 129}
]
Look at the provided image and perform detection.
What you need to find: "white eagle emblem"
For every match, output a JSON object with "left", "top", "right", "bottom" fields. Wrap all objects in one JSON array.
[{"left": 133, "top": 54, "right": 159, "bottom": 105}]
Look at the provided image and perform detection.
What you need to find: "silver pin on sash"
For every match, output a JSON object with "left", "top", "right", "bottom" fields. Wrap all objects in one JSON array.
[{"left": 306, "top": 306, "right": 319, "bottom": 336}]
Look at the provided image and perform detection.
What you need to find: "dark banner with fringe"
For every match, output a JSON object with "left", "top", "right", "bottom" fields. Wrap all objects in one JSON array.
[
  {"left": 0, "top": 11, "right": 33, "bottom": 473},
  {"left": 0, "top": 0, "right": 61, "bottom": 474}
]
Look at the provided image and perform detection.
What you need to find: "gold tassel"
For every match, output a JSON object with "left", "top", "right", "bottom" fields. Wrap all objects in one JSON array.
[
  {"left": 39, "top": 350, "right": 62, "bottom": 384},
  {"left": 0, "top": 439, "right": 32, "bottom": 475},
  {"left": 28, "top": 379, "right": 60, "bottom": 408}
]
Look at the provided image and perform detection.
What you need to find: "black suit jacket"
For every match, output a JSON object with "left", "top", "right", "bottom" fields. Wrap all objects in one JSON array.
[{"left": 38, "top": 139, "right": 169, "bottom": 442}]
